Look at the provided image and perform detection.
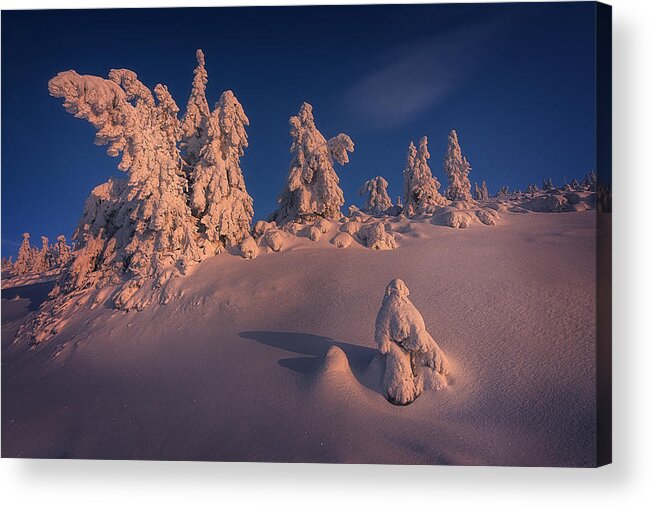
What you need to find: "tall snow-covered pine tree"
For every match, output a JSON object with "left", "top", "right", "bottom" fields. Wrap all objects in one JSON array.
[
  {"left": 402, "top": 137, "right": 447, "bottom": 217},
  {"left": 271, "top": 102, "right": 354, "bottom": 224},
  {"left": 443, "top": 130, "right": 473, "bottom": 202}
]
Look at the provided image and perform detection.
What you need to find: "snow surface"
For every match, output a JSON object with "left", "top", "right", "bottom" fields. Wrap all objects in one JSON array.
[{"left": 2, "top": 210, "right": 600, "bottom": 466}]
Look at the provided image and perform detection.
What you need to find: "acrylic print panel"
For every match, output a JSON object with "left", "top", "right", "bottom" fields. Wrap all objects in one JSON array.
[{"left": 1, "top": 2, "right": 611, "bottom": 467}]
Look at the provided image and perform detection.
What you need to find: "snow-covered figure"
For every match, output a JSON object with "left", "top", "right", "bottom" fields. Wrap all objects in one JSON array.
[
  {"left": 13, "top": 233, "right": 35, "bottom": 275},
  {"left": 474, "top": 180, "right": 489, "bottom": 201},
  {"left": 189, "top": 90, "right": 254, "bottom": 250},
  {"left": 402, "top": 137, "right": 447, "bottom": 217},
  {"left": 270, "top": 102, "right": 354, "bottom": 225},
  {"left": 52, "top": 235, "right": 72, "bottom": 267},
  {"left": 443, "top": 130, "right": 473, "bottom": 202},
  {"left": 180, "top": 49, "right": 211, "bottom": 168},
  {"left": 359, "top": 176, "right": 393, "bottom": 215},
  {"left": 375, "top": 279, "right": 449, "bottom": 405}
]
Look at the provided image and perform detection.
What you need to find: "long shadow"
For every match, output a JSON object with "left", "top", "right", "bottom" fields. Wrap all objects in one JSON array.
[
  {"left": 239, "top": 331, "right": 381, "bottom": 393},
  {"left": 1, "top": 280, "right": 55, "bottom": 312}
]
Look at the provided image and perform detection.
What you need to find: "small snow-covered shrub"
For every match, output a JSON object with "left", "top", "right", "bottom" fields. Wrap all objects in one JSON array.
[
  {"left": 306, "top": 226, "right": 322, "bottom": 242},
  {"left": 313, "top": 217, "right": 331, "bottom": 233},
  {"left": 444, "top": 210, "right": 473, "bottom": 229},
  {"left": 339, "top": 221, "right": 360, "bottom": 235},
  {"left": 240, "top": 235, "right": 258, "bottom": 259},
  {"left": 284, "top": 222, "right": 300, "bottom": 236},
  {"left": 545, "top": 195, "right": 568, "bottom": 212},
  {"left": 485, "top": 202, "right": 507, "bottom": 212},
  {"left": 331, "top": 232, "right": 353, "bottom": 249},
  {"left": 253, "top": 220, "right": 276, "bottom": 239},
  {"left": 570, "top": 202, "right": 589, "bottom": 213},
  {"left": 263, "top": 229, "right": 286, "bottom": 252},
  {"left": 566, "top": 192, "right": 586, "bottom": 205},
  {"left": 360, "top": 223, "right": 397, "bottom": 250},
  {"left": 476, "top": 209, "right": 496, "bottom": 226},
  {"left": 375, "top": 279, "right": 449, "bottom": 405}
]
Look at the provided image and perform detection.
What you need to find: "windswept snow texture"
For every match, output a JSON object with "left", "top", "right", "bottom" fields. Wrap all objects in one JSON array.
[{"left": 2, "top": 211, "right": 600, "bottom": 466}]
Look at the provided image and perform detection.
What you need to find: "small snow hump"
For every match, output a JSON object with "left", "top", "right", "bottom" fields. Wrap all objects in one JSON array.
[{"left": 375, "top": 279, "right": 449, "bottom": 405}]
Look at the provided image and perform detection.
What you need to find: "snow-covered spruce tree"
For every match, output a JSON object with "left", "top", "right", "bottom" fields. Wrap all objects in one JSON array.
[
  {"left": 270, "top": 102, "right": 354, "bottom": 225},
  {"left": 375, "top": 279, "right": 449, "bottom": 405},
  {"left": 180, "top": 49, "right": 211, "bottom": 169},
  {"left": 52, "top": 235, "right": 72, "bottom": 267},
  {"left": 359, "top": 176, "right": 393, "bottom": 215},
  {"left": 32, "top": 236, "right": 52, "bottom": 273},
  {"left": 542, "top": 177, "right": 554, "bottom": 191},
  {"left": 496, "top": 186, "right": 510, "bottom": 198},
  {"left": 443, "top": 130, "right": 473, "bottom": 202},
  {"left": 583, "top": 170, "right": 597, "bottom": 191},
  {"left": 473, "top": 180, "right": 489, "bottom": 200},
  {"left": 402, "top": 137, "right": 447, "bottom": 217},
  {"left": 2, "top": 256, "right": 13, "bottom": 272},
  {"left": 13, "top": 233, "right": 35, "bottom": 275},
  {"left": 189, "top": 90, "right": 254, "bottom": 250}
]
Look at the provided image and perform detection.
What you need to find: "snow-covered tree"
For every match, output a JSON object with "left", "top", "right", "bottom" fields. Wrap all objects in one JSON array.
[
  {"left": 13, "top": 233, "right": 35, "bottom": 275},
  {"left": 48, "top": 65, "right": 204, "bottom": 307},
  {"left": 443, "top": 130, "right": 473, "bottom": 202},
  {"left": 474, "top": 180, "right": 489, "bottom": 200},
  {"left": 270, "top": 102, "right": 354, "bottom": 224},
  {"left": 375, "top": 279, "right": 449, "bottom": 405},
  {"left": 2, "top": 256, "right": 13, "bottom": 272},
  {"left": 583, "top": 170, "right": 597, "bottom": 190},
  {"left": 32, "top": 236, "right": 52, "bottom": 273},
  {"left": 189, "top": 90, "right": 254, "bottom": 249},
  {"left": 496, "top": 186, "right": 510, "bottom": 198},
  {"left": 402, "top": 137, "right": 447, "bottom": 217},
  {"left": 526, "top": 183, "right": 539, "bottom": 195},
  {"left": 180, "top": 49, "right": 211, "bottom": 169},
  {"left": 52, "top": 235, "right": 72, "bottom": 267},
  {"left": 542, "top": 177, "right": 554, "bottom": 191},
  {"left": 359, "top": 176, "right": 393, "bottom": 215}
]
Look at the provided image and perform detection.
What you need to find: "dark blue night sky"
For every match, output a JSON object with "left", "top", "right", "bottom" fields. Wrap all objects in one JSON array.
[{"left": 1, "top": 3, "right": 597, "bottom": 258}]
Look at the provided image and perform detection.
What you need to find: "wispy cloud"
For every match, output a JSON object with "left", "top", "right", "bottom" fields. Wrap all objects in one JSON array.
[{"left": 343, "top": 14, "right": 522, "bottom": 130}]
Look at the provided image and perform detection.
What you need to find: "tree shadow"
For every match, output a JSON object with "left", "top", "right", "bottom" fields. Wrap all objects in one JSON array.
[
  {"left": 1, "top": 280, "right": 55, "bottom": 312},
  {"left": 239, "top": 331, "right": 382, "bottom": 394}
]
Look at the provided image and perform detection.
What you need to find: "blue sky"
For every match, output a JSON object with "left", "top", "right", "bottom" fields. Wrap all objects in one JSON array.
[{"left": 1, "top": 3, "right": 597, "bottom": 258}]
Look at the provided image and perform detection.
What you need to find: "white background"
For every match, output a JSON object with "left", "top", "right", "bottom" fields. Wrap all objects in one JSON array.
[{"left": 1, "top": 0, "right": 649, "bottom": 505}]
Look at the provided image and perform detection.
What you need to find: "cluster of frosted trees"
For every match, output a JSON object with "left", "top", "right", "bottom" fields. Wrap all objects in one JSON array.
[
  {"left": 39, "top": 45, "right": 484, "bottom": 312},
  {"left": 3, "top": 233, "right": 71, "bottom": 276},
  {"left": 24, "top": 48, "right": 603, "bottom": 343},
  {"left": 46, "top": 50, "right": 254, "bottom": 309}
]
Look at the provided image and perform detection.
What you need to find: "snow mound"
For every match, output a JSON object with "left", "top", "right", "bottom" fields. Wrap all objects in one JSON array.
[
  {"left": 240, "top": 235, "right": 258, "bottom": 259},
  {"left": 313, "top": 217, "right": 331, "bottom": 233},
  {"left": 339, "top": 221, "right": 361, "bottom": 235},
  {"left": 331, "top": 232, "right": 353, "bottom": 249},
  {"left": 253, "top": 220, "right": 276, "bottom": 239},
  {"left": 359, "top": 223, "right": 397, "bottom": 250},
  {"left": 262, "top": 229, "right": 287, "bottom": 252},
  {"left": 306, "top": 226, "right": 322, "bottom": 242}
]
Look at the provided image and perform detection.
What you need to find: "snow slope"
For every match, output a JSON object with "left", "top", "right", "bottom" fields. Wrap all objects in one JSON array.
[{"left": 2, "top": 210, "right": 599, "bottom": 466}]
